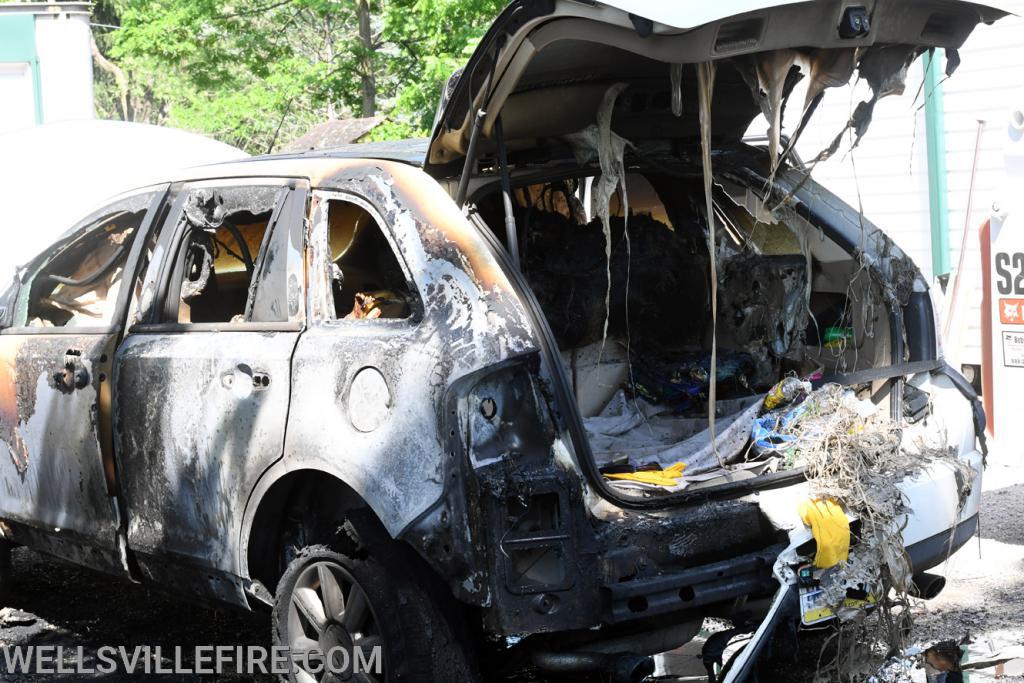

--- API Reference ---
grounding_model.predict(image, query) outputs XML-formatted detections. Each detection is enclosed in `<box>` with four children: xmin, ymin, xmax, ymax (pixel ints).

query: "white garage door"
<box><xmin>0</xmin><ymin>62</ymin><xmax>37</xmax><ymax>134</ymax></box>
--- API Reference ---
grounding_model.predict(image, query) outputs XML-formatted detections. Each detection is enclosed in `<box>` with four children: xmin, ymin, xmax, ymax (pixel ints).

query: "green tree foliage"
<box><xmin>91</xmin><ymin>0</ymin><xmax>506</xmax><ymax>153</ymax></box>
<box><xmin>380</xmin><ymin>0</ymin><xmax>505</xmax><ymax>133</ymax></box>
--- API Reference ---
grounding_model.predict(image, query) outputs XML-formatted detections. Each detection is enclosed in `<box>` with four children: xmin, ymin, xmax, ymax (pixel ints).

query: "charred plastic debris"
<box><xmin>475</xmin><ymin>45</ymin><xmax>962</xmax><ymax>492</ymax></box>
<box><xmin>460</xmin><ymin>40</ymin><xmax>983</xmax><ymax>682</ymax></box>
<box><xmin>870</xmin><ymin>638</ymin><xmax>1024</xmax><ymax>683</ymax></box>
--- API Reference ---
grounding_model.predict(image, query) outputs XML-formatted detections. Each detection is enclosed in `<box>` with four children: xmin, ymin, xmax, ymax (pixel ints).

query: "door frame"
<box><xmin>0</xmin><ymin>185</ymin><xmax>169</xmax><ymax>574</ymax></box>
<box><xmin>110</xmin><ymin>177</ymin><xmax>309</xmax><ymax>600</ymax></box>
<box><xmin>129</xmin><ymin>176</ymin><xmax>309</xmax><ymax>335</ymax></box>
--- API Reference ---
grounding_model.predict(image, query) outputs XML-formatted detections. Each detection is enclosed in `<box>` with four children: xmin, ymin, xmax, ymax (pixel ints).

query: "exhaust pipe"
<box><xmin>913</xmin><ymin>572</ymin><xmax>947</xmax><ymax>599</ymax></box>
<box><xmin>532</xmin><ymin>651</ymin><xmax>655</xmax><ymax>683</ymax></box>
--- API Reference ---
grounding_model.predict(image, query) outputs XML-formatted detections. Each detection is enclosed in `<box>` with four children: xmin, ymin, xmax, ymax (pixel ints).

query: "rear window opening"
<box><xmin>325</xmin><ymin>199</ymin><xmax>413</xmax><ymax>321</ymax></box>
<box><xmin>474</xmin><ymin>166</ymin><xmax>893</xmax><ymax>495</ymax></box>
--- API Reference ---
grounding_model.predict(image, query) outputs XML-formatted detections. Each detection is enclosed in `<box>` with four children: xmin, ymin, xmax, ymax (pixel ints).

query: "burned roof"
<box><xmin>243</xmin><ymin>138</ymin><xmax>429</xmax><ymax>167</ymax></box>
<box><xmin>279</xmin><ymin>117</ymin><xmax>386</xmax><ymax>153</ymax></box>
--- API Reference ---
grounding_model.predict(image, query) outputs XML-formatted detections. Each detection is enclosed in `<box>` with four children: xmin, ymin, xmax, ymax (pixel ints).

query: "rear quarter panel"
<box><xmin>269</xmin><ymin>163</ymin><xmax>539</xmax><ymax>538</ymax></box>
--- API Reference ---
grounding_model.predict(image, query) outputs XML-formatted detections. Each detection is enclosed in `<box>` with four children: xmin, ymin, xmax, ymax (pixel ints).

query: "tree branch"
<box><xmin>267</xmin><ymin>97</ymin><xmax>294</xmax><ymax>154</ymax></box>
<box><xmin>90</xmin><ymin>33</ymin><xmax>130</xmax><ymax>119</ymax></box>
<box><xmin>223</xmin><ymin>0</ymin><xmax>294</xmax><ymax>20</ymax></box>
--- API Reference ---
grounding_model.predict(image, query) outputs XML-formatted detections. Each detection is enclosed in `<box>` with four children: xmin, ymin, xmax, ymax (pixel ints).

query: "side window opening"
<box><xmin>174</xmin><ymin>187</ymin><xmax>282</xmax><ymax>324</ymax></box>
<box><xmin>23</xmin><ymin>193</ymin><xmax>156</xmax><ymax>328</ymax></box>
<box><xmin>326</xmin><ymin>200</ymin><xmax>412</xmax><ymax>320</ymax></box>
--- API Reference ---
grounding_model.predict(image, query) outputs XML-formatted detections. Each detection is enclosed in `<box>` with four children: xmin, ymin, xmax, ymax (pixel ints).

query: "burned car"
<box><xmin>0</xmin><ymin>1</ymin><xmax>1006</xmax><ymax>681</ymax></box>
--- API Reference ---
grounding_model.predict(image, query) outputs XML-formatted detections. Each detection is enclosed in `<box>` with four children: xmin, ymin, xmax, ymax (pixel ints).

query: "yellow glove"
<box><xmin>797</xmin><ymin>498</ymin><xmax>850</xmax><ymax>569</ymax></box>
<box><xmin>605</xmin><ymin>462</ymin><xmax>687</xmax><ymax>487</ymax></box>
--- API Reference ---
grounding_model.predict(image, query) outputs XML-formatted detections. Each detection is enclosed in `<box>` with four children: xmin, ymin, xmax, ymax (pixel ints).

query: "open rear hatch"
<box><xmin>428</xmin><ymin>0</ymin><xmax>1006</xmax><ymax>504</ymax></box>
<box><xmin>426</xmin><ymin>0</ymin><xmax>1006</xmax><ymax>176</ymax></box>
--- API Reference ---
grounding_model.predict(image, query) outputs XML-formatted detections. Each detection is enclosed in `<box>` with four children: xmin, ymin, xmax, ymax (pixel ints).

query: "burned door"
<box><xmin>0</xmin><ymin>189</ymin><xmax>166</xmax><ymax>575</ymax></box>
<box><xmin>281</xmin><ymin>190</ymin><xmax>431</xmax><ymax>534</ymax></box>
<box><xmin>113</xmin><ymin>179</ymin><xmax>307</xmax><ymax>604</ymax></box>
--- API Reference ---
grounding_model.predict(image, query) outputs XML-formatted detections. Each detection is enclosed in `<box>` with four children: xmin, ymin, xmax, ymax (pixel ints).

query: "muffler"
<box><xmin>532</xmin><ymin>651</ymin><xmax>655</xmax><ymax>683</ymax></box>
<box><xmin>912</xmin><ymin>572</ymin><xmax>947</xmax><ymax>599</ymax></box>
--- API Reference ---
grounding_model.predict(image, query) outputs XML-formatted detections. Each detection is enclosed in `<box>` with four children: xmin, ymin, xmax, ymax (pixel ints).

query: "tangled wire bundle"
<box><xmin>784</xmin><ymin>384</ymin><xmax>949</xmax><ymax>681</ymax></box>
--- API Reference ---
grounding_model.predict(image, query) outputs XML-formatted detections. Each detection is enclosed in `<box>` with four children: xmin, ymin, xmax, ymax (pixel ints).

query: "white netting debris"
<box><xmin>867</xmin><ymin>648</ymin><xmax>920</xmax><ymax>683</ymax></box>
<box><xmin>779</xmin><ymin>384</ymin><xmax>976</xmax><ymax>681</ymax></box>
<box><xmin>670</xmin><ymin>63</ymin><xmax>684</xmax><ymax>117</ymax></box>
<box><xmin>564</xmin><ymin>83</ymin><xmax>631</xmax><ymax>361</ymax></box>
<box><xmin>696</xmin><ymin>61</ymin><xmax>725</xmax><ymax>467</ymax></box>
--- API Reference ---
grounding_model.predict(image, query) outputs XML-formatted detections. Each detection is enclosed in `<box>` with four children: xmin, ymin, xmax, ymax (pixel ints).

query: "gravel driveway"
<box><xmin>908</xmin><ymin>444</ymin><xmax>1024</xmax><ymax>681</ymax></box>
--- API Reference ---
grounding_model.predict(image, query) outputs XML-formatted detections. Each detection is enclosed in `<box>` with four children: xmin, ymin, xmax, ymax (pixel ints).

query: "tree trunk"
<box><xmin>324</xmin><ymin>15</ymin><xmax>337</xmax><ymax>119</ymax></box>
<box><xmin>90</xmin><ymin>33</ymin><xmax>131</xmax><ymax>120</ymax></box>
<box><xmin>356</xmin><ymin>0</ymin><xmax>376</xmax><ymax>117</ymax></box>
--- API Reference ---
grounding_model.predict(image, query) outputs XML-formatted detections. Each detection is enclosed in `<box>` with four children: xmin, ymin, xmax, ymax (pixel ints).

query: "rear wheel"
<box><xmin>272</xmin><ymin>544</ymin><xmax>477</xmax><ymax>682</ymax></box>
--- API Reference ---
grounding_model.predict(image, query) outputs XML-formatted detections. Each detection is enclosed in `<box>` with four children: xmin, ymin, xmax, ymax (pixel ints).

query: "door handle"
<box><xmin>221</xmin><ymin>364</ymin><xmax>270</xmax><ymax>397</ymax></box>
<box><xmin>55</xmin><ymin>349</ymin><xmax>89</xmax><ymax>392</ymax></box>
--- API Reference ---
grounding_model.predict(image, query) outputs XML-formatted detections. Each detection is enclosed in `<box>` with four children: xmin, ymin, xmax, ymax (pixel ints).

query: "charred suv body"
<box><xmin>0</xmin><ymin>1</ymin><xmax>1006</xmax><ymax>681</ymax></box>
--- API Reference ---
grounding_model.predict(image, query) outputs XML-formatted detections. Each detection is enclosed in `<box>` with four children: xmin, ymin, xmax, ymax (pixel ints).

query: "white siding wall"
<box><xmin>939</xmin><ymin>2</ymin><xmax>1024</xmax><ymax>364</ymax></box>
<box><xmin>790</xmin><ymin>61</ymin><xmax>933</xmax><ymax>278</ymax></box>
<box><xmin>751</xmin><ymin>5</ymin><xmax>1024</xmax><ymax>365</ymax></box>
<box><xmin>34</xmin><ymin>10</ymin><xmax>94</xmax><ymax>124</ymax></box>
<box><xmin>0</xmin><ymin>63</ymin><xmax>37</xmax><ymax>133</ymax></box>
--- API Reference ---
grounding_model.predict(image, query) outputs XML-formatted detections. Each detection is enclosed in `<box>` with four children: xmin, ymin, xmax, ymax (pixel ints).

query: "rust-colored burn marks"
<box><xmin>390</xmin><ymin>164</ymin><xmax>512</xmax><ymax>292</ymax></box>
<box><xmin>318</xmin><ymin>162</ymin><xmax>515</xmax><ymax>295</ymax></box>
<box><xmin>274</xmin><ymin>160</ymin><xmax>540</xmax><ymax>540</ymax></box>
<box><xmin>0</xmin><ymin>338</ymin><xmax>29</xmax><ymax>476</ymax></box>
<box><xmin>314</xmin><ymin>162</ymin><xmax>533</xmax><ymax>355</ymax></box>
<box><xmin>176</xmin><ymin>156</ymin><xmax>518</xmax><ymax>300</ymax></box>
<box><xmin>0</xmin><ymin>333</ymin><xmax>115</xmax><ymax>535</ymax></box>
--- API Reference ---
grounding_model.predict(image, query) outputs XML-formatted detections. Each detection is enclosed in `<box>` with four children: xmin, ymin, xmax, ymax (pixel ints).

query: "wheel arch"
<box><xmin>240</xmin><ymin>464</ymin><xmax>384</xmax><ymax>591</ymax></box>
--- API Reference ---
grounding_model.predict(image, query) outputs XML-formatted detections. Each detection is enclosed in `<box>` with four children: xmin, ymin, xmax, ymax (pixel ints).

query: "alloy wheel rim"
<box><xmin>287</xmin><ymin>561</ymin><xmax>386</xmax><ymax>683</ymax></box>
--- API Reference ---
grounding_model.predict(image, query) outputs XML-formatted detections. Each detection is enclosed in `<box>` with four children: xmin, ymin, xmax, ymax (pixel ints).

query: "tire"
<box><xmin>0</xmin><ymin>539</ymin><xmax>11</xmax><ymax>602</ymax></box>
<box><xmin>272</xmin><ymin>544</ymin><xmax>477</xmax><ymax>683</ymax></box>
